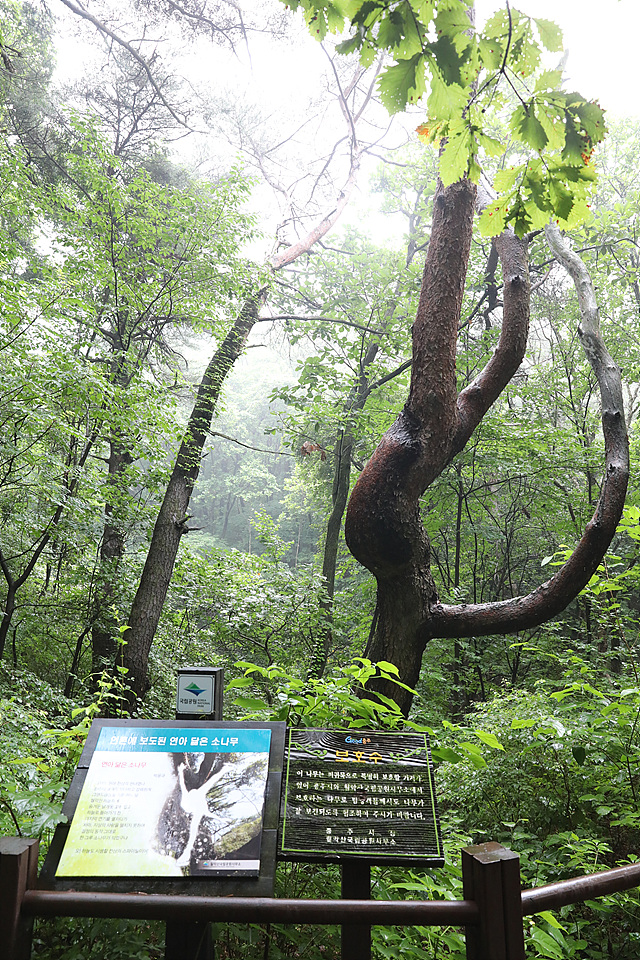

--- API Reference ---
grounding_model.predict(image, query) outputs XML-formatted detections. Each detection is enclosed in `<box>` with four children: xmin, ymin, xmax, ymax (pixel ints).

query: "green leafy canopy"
<box><xmin>283</xmin><ymin>0</ymin><xmax>606</xmax><ymax>237</ymax></box>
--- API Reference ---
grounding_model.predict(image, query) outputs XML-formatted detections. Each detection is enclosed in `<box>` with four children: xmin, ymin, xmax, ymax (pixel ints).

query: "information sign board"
<box><xmin>279</xmin><ymin>729</ymin><xmax>443</xmax><ymax>865</ymax></box>
<box><xmin>49</xmin><ymin>721</ymin><xmax>284</xmax><ymax>882</ymax></box>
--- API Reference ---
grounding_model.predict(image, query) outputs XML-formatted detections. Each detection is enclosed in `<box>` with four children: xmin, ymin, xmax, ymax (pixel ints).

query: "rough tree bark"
<box><xmin>345</xmin><ymin>179</ymin><xmax>629</xmax><ymax>715</ymax></box>
<box><xmin>122</xmin><ymin>295</ymin><xmax>262</xmax><ymax>692</ymax></box>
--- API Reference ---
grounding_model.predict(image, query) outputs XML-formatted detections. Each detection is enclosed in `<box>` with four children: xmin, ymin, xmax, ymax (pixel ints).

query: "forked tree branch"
<box><xmin>56</xmin><ymin>0</ymin><xmax>188</xmax><ymax>127</ymax></box>
<box><xmin>428</xmin><ymin>223</ymin><xmax>629</xmax><ymax>638</ymax></box>
<box><xmin>451</xmin><ymin>179</ymin><xmax>530</xmax><ymax>453</ymax></box>
<box><xmin>345</xmin><ymin>178</ymin><xmax>477</xmax><ymax>578</ymax></box>
<box><xmin>452</xmin><ymin>229</ymin><xmax>529</xmax><ymax>454</ymax></box>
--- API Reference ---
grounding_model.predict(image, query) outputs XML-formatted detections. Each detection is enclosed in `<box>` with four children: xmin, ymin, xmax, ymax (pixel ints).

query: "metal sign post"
<box><xmin>278</xmin><ymin>728</ymin><xmax>444</xmax><ymax>960</ymax></box>
<box><xmin>169</xmin><ymin>667</ymin><xmax>223</xmax><ymax>960</ymax></box>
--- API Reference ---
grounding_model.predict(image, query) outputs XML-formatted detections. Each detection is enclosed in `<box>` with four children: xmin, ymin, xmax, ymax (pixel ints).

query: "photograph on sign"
<box><xmin>280</xmin><ymin>729</ymin><xmax>443</xmax><ymax>864</ymax></box>
<box><xmin>56</xmin><ymin>725</ymin><xmax>272</xmax><ymax>878</ymax></box>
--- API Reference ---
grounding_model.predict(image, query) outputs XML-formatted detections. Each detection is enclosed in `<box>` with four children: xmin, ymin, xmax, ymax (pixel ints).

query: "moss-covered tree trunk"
<box><xmin>122</xmin><ymin>297</ymin><xmax>261</xmax><ymax>696</ymax></box>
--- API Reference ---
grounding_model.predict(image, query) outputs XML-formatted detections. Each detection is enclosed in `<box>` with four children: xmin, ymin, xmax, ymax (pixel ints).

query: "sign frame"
<box><xmin>175</xmin><ymin>666</ymin><xmax>224</xmax><ymax>720</ymax></box>
<box><xmin>39</xmin><ymin>719</ymin><xmax>286</xmax><ymax>897</ymax></box>
<box><xmin>278</xmin><ymin>728</ymin><xmax>444</xmax><ymax>867</ymax></box>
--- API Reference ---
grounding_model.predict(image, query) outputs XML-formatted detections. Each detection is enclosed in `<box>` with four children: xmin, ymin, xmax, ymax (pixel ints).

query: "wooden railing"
<box><xmin>3</xmin><ymin>837</ymin><xmax>640</xmax><ymax>960</ymax></box>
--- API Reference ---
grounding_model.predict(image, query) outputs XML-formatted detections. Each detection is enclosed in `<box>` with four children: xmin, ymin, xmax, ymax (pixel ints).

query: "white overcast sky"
<box><xmin>52</xmin><ymin>0</ymin><xmax>640</xmax><ymax>253</ymax></box>
<box><xmin>227</xmin><ymin>0</ymin><xmax>640</xmax><ymax>122</ymax></box>
<box><xmin>475</xmin><ymin>0</ymin><xmax>640</xmax><ymax>119</ymax></box>
<box><xmin>209</xmin><ymin>0</ymin><xmax>640</xmax><ymax>121</ymax></box>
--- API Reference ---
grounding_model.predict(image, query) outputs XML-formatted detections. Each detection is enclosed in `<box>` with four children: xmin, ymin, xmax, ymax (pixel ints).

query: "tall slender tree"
<box><xmin>121</xmin><ymin>58</ymin><xmax>382</xmax><ymax>698</ymax></box>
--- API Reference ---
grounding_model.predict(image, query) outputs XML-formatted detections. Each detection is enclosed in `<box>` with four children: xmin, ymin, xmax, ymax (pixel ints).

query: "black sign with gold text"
<box><xmin>279</xmin><ymin>729</ymin><xmax>443</xmax><ymax>864</ymax></box>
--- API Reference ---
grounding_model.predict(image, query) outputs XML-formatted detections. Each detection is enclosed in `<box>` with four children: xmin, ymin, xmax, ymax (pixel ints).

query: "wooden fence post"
<box><xmin>462</xmin><ymin>842</ymin><xmax>525</xmax><ymax>960</ymax></box>
<box><xmin>165</xmin><ymin>919</ymin><xmax>214</xmax><ymax>960</ymax></box>
<box><xmin>341</xmin><ymin>860</ymin><xmax>371</xmax><ymax>960</ymax></box>
<box><xmin>0</xmin><ymin>837</ymin><xmax>39</xmax><ymax>960</ymax></box>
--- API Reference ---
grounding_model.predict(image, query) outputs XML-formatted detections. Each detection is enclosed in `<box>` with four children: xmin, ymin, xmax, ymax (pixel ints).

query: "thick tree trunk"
<box><xmin>91</xmin><ymin>437</ymin><xmax>133</xmax><ymax>674</ymax></box>
<box><xmin>346</xmin><ymin>179</ymin><xmax>627</xmax><ymax>716</ymax></box>
<box><xmin>122</xmin><ymin>296</ymin><xmax>261</xmax><ymax>697</ymax></box>
<box><xmin>346</xmin><ymin>179</ymin><xmax>479</xmax><ymax>708</ymax></box>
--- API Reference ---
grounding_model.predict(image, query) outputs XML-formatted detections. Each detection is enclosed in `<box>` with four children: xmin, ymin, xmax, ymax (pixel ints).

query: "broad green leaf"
<box><xmin>549</xmin><ymin>177</ymin><xmax>574</xmax><ymax>219</ymax></box>
<box><xmin>474</xmin><ymin>730</ymin><xmax>504</xmax><ymax>750</ymax></box>
<box><xmin>537</xmin><ymin>104</ymin><xmax>566</xmax><ymax>151</ymax></box>
<box><xmin>459</xmin><ymin>742</ymin><xmax>487</xmax><ymax>768</ymax></box>
<box><xmin>483</xmin><ymin>8</ymin><xmax>509</xmax><ymax>38</ymax></box>
<box><xmin>427</xmin><ymin>74</ymin><xmax>467</xmax><ymax>120</ymax></box>
<box><xmin>477</xmin><ymin>35</ymin><xmax>503</xmax><ymax>70</ymax></box>
<box><xmin>576</xmin><ymin>99</ymin><xmax>607</xmax><ymax>142</ymax></box>
<box><xmin>334</xmin><ymin>0</ymin><xmax>362</xmax><ymax>16</ymax></box>
<box><xmin>562</xmin><ymin>116</ymin><xmax>587</xmax><ymax>164</ymax></box>
<box><xmin>523</xmin><ymin>197</ymin><xmax>552</xmax><ymax>229</ymax></box>
<box><xmin>563</xmin><ymin>197</ymin><xmax>592</xmax><ymax>229</ymax></box>
<box><xmin>535</xmin><ymin>69</ymin><xmax>563</xmax><ymax>93</ymax></box>
<box><xmin>377</xmin><ymin>54</ymin><xmax>426</xmax><ymax>113</ymax></box>
<box><xmin>534</xmin><ymin>17</ymin><xmax>563</xmax><ymax>52</ymax></box>
<box><xmin>429</xmin><ymin>35</ymin><xmax>464</xmax><ymax>85</ymax></box>
<box><xmin>336</xmin><ymin>34</ymin><xmax>362</xmax><ymax>56</ymax></box>
<box><xmin>435</xmin><ymin>6</ymin><xmax>473</xmax><ymax>36</ymax></box>
<box><xmin>511</xmin><ymin>202</ymin><xmax>534</xmax><ymax>237</ymax></box>
<box><xmin>511</xmin><ymin>103</ymin><xmax>548</xmax><ymax>151</ymax></box>
<box><xmin>439</xmin><ymin>127</ymin><xmax>472</xmax><ymax>185</ymax></box>
<box><xmin>493</xmin><ymin>166</ymin><xmax>522</xmax><ymax>192</ymax></box>
<box><xmin>376</xmin><ymin>660</ymin><xmax>400</xmax><ymax>675</ymax></box>
<box><xmin>572</xmin><ymin>745</ymin><xmax>587</xmax><ymax>765</ymax></box>
<box><xmin>351</xmin><ymin>0</ymin><xmax>381</xmax><ymax>26</ymax></box>
<box><xmin>230</xmin><ymin>696</ymin><xmax>270</xmax><ymax>711</ymax></box>
<box><xmin>478</xmin><ymin>195</ymin><xmax>509</xmax><ymax>237</ymax></box>
<box><xmin>225</xmin><ymin>676</ymin><xmax>254</xmax><ymax>689</ymax></box>
<box><xmin>529</xmin><ymin>926</ymin><xmax>565</xmax><ymax>960</ymax></box>
<box><xmin>380</xmin><ymin>5</ymin><xmax>424</xmax><ymax>58</ymax></box>
<box><xmin>377</xmin><ymin>7</ymin><xmax>405</xmax><ymax>51</ymax></box>
<box><xmin>510</xmin><ymin>18</ymin><xmax>542</xmax><ymax>75</ymax></box>
<box><xmin>431</xmin><ymin>747</ymin><xmax>463</xmax><ymax>763</ymax></box>
<box><xmin>414</xmin><ymin>0</ymin><xmax>434</xmax><ymax>22</ymax></box>
<box><xmin>476</xmin><ymin>131</ymin><xmax>504</xmax><ymax>157</ymax></box>
<box><xmin>536</xmin><ymin>911</ymin><xmax>565</xmax><ymax>930</ymax></box>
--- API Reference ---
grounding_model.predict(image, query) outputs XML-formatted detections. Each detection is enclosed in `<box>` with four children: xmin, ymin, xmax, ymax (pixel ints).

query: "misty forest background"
<box><xmin>3</xmin><ymin>0</ymin><xmax>640</xmax><ymax>957</ymax></box>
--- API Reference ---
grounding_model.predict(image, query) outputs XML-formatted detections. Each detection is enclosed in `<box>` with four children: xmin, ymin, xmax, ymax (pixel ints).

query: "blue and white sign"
<box><xmin>176</xmin><ymin>671</ymin><xmax>215</xmax><ymax>715</ymax></box>
<box><xmin>56</xmin><ymin>723</ymin><xmax>272</xmax><ymax>878</ymax></box>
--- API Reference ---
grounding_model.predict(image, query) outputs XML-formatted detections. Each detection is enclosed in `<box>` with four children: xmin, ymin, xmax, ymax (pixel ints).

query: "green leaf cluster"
<box><xmin>227</xmin><ymin>657</ymin><xmax>419</xmax><ymax>729</ymax></box>
<box><xmin>284</xmin><ymin>0</ymin><xmax>607</xmax><ymax>236</ymax></box>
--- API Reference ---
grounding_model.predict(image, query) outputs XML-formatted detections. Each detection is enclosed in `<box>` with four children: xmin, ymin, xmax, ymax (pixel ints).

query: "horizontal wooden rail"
<box><xmin>19</xmin><ymin>858</ymin><xmax>640</xmax><ymax>926</ymax></box>
<box><xmin>6</xmin><ymin>838</ymin><xmax>640</xmax><ymax>960</ymax></box>
<box><xmin>22</xmin><ymin>890</ymin><xmax>480</xmax><ymax>926</ymax></box>
<box><xmin>522</xmin><ymin>861</ymin><xmax>640</xmax><ymax>915</ymax></box>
